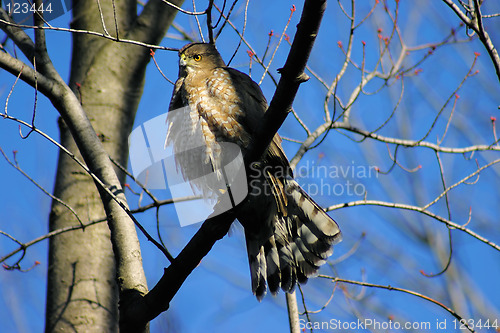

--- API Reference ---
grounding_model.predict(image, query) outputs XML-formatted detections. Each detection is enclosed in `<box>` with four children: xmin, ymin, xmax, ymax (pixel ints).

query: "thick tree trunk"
<box><xmin>45</xmin><ymin>1</ymin><xmax>183</xmax><ymax>331</ymax></box>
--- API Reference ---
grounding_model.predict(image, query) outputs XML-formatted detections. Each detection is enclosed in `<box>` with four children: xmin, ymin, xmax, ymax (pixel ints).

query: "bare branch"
<box><xmin>0</xmin><ymin>51</ymin><xmax>55</xmax><ymax>95</ymax></box>
<box><xmin>417</xmin><ymin>52</ymin><xmax>479</xmax><ymax>144</ymax></box>
<box><xmin>422</xmin><ymin>151</ymin><xmax>454</xmax><ymax>278</ymax></box>
<box><xmin>442</xmin><ymin>0</ymin><xmax>472</xmax><ymax>25</ymax></box>
<box><xmin>423</xmin><ymin>158</ymin><xmax>500</xmax><ymax>210</ymax></box>
<box><xmin>259</xmin><ymin>5</ymin><xmax>297</xmax><ymax>85</ymax></box>
<box><xmin>192</xmin><ymin>0</ymin><xmax>205</xmax><ymax>42</ymax></box>
<box><xmin>95</xmin><ymin>0</ymin><xmax>111</xmax><ymax>36</ymax></box>
<box><xmin>0</xmin><ymin>147</ymin><xmax>84</xmax><ymax>227</ymax></box>
<box><xmin>0</xmin><ymin>7</ymin><xmax>35</xmax><ymax>62</ymax></box>
<box><xmin>0</xmin><ymin>194</ymin><xmax>196</xmax><ymax>266</ymax></box>
<box><xmin>213</xmin><ymin>3</ymin><xmax>279</xmax><ymax>86</ymax></box>
<box><xmin>471</xmin><ymin>0</ymin><xmax>500</xmax><ymax>82</ymax></box>
<box><xmin>321</xmin><ymin>276</ymin><xmax>475</xmax><ymax>332</ymax></box>
<box><xmin>290</xmin><ymin>119</ymin><xmax>500</xmax><ymax>169</ymax></box>
<box><xmin>442</xmin><ymin>0</ymin><xmax>500</xmax><ymax>82</ymax></box>
<box><xmin>0</xmin><ymin>112</ymin><xmax>174</xmax><ymax>263</ymax></box>
<box><xmin>286</xmin><ymin>292</ymin><xmax>300</xmax><ymax>333</ymax></box>
<box><xmin>0</xmin><ymin>18</ymin><xmax>177</xmax><ymax>51</ymax></box>
<box><xmin>160</xmin><ymin>0</ymin><xmax>206</xmax><ymax>15</ymax></box>
<box><xmin>245</xmin><ymin>0</ymin><xmax>326</xmax><ymax>165</ymax></box>
<box><xmin>327</xmin><ymin>198</ymin><xmax>500</xmax><ymax>252</ymax></box>
<box><xmin>206</xmin><ymin>0</ymin><xmax>215</xmax><ymax>44</ymax></box>
<box><xmin>1</xmin><ymin>219</ymin><xmax>102</xmax><ymax>265</ymax></box>
<box><xmin>123</xmin><ymin>1</ymin><xmax>330</xmax><ymax>326</ymax></box>
<box><xmin>224</xmin><ymin>0</ymin><xmax>250</xmax><ymax>66</ymax></box>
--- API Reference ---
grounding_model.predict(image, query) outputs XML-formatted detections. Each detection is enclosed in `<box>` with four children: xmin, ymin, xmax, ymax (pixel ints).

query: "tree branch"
<box><xmin>0</xmin><ymin>51</ymin><xmax>55</xmax><ymax>95</ymax></box>
<box><xmin>290</xmin><ymin>120</ymin><xmax>500</xmax><ymax>167</ymax></box>
<box><xmin>286</xmin><ymin>292</ymin><xmax>300</xmax><ymax>333</ymax></box>
<box><xmin>441</xmin><ymin>0</ymin><xmax>472</xmax><ymax>25</ymax></box>
<box><xmin>442</xmin><ymin>0</ymin><xmax>500</xmax><ymax>83</ymax></box>
<box><xmin>327</xmin><ymin>199</ymin><xmax>500</xmax><ymax>252</ymax></box>
<box><xmin>245</xmin><ymin>0</ymin><xmax>326</xmax><ymax>165</ymax></box>
<box><xmin>321</xmin><ymin>276</ymin><xmax>475</xmax><ymax>332</ymax></box>
<box><xmin>1</xmin><ymin>6</ymin><xmax>150</xmax><ymax>330</ymax></box>
<box><xmin>0</xmin><ymin>17</ymin><xmax>177</xmax><ymax>51</ymax></box>
<box><xmin>0</xmin><ymin>7</ymin><xmax>35</xmax><ymax>61</ymax></box>
<box><xmin>471</xmin><ymin>0</ymin><xmax>500</xmax><ymax>83</ymax></box>
<box><xmin>130</xmin><ymin>0</ymin><xmax>185</xmax><ymax>44</ymax></box>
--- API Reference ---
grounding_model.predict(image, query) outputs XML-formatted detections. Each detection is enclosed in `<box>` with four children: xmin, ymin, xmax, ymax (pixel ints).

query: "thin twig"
<box><xmin>193</xmin><ymin>0</ymin><xmax>205</xmax><ymax>42</ymax></box>
<box><xmin>320</xmin><ymin>276</ymin><xmax>476</xmax><ymax>333</ymax></box>
<box><xmin>0</xmin><ymin>147</ymin><xmax>85</xmax><ymax>227</ymax></box>
<box><xmin>150</xmin><ymin>49</ymin><xmax>175</xmax><ymax>85</ymax></box>
<box><xmin>0</xmin><ymin>17</ymin><xmax>178</xmax><ymax>51</ymax></box>
<box><xmin>442</xmin><ymin>0</ymin><xmax>500</xmax><ymax>82</ymax></box>
<box><xmin>437</xmin><ymin>94</ymin><xmax>459</xmax><ymax>145</ymax></box>
<box><xmin>19</xmin><ymin>58</ymin><xmax>37</xmax><ymax>139</ymax></box>
<box><xmin>225</xmin><ymin>0</ymin><xmax>250</xmax><ymax>66</ymax></box>
<box><xmin>417</xmin><ymin>53</ymin><xmax>478</xmax><ymax>144</ymax></box>
<box><xmin>1</xmin><ymin>112</ymin><xmax>175</xmax><ymax>262</ymax></box>
<box><xmin>206</xmin><ymin>0</ymin><xmax>214</xmax><ymax>44</ymax></box>
<box><xmin>327</xmin><ymin>196</ymin><xmax>500</xmax><ymax>252</ymax></box>
<box><xmin>423</xmin><ymin>158</ymin><xmax>500</xmax><ymax>211</ymax></box>
<box><xmin>160</xmin><ymin>0</ymin><xmax>206</xmax><ymax>15</ymax></box>
<box><xmin>214</xmin><ymin>0</ymin><xmax>238</xmax><ymax>39</ymax></box>
<box><xmin>111</xmin><ymin>0</ymin><xmax>119</xmax><ymax>39</ymax></box>
<box><xmin>95</xmin><ymin>0</ymin><xmax>110</xmax><ymax>36</ymax></box>
<box><xmin>0</xmin><ymin>194</ymin><xmax>198</xmax><ymax>265</ymax></box>
<box><xmin>3</xmin><ymin>64</ymin><xmax>23</xmax><ymax>117</ymax></box>
<box><xmin>421</xmin><ymin>151</ymin><xmax>453</xmax><ymax>278</ymax></box>
<box><xmin>259</xmin><ymin>5</ymin><xmax>296</xmax><ymax>85</ymax></box>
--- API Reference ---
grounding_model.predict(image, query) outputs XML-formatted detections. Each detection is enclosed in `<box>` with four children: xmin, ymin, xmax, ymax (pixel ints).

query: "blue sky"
<box><xmin>1</xmin><ymin>1</ymin><xmax>500</xmax><ymax>332</ymax></box>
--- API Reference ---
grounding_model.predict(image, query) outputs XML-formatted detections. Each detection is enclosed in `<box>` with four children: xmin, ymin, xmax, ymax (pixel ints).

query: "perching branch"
<box><xmin>246</xmin><ymin>0</ymin><xmax>326</xmax><ymax>165</ymax></box>
<box><xmin>127</xmin><ymin>0</ymin><xmax>329</xmax><ymax>327</ymax></box>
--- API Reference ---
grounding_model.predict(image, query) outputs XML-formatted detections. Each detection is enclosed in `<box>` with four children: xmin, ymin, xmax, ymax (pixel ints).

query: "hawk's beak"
<box><xmin>179</xmin><ymin>54</ymin><xmax>187</xmax><ymax>67</ymax></box>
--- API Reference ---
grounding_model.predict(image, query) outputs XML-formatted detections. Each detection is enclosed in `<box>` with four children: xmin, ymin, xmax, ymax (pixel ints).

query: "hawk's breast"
<box><xmin>166</xmin><ymin>68</ymin><xmax>251</xmax><ymax>196</ymax></box>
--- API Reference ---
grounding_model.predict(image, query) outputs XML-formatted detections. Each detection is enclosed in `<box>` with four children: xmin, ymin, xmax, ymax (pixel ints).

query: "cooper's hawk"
<box><xmin>166</xmin><ymin>42</ymin><xmax>341</xmax><ymax>300</ymax></box>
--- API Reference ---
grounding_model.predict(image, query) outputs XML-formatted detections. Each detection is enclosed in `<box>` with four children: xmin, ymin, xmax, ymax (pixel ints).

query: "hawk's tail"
<box><xmin>245</xmin><ymin>177</ymin><xmax>342</xmax><ymax>300</ymax></box>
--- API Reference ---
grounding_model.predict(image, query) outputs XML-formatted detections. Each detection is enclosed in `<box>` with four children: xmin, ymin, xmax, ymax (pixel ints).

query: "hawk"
<box><xmin>166</xmin><ymin>42</ymin><xmax>341</xmax><ymax>300</ymax></box>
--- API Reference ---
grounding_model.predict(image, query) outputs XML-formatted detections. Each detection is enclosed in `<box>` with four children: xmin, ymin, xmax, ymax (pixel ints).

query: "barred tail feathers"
<box><xmin>243</xmin><ymin>178</ymin><xmax>342</xmax><ymax>300</ymax></box>
<box><xmin>285</xmin><ymin>177</ymin><xmax>342</xmax><ymax>282</ymax></box>
<box><xmin>245</xmin><ymin>233</ymin><xmax>281</xmax><ymax>301</ymax></box>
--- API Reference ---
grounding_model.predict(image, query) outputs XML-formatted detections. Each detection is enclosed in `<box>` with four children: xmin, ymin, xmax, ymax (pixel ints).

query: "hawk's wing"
<box><xmin>223</xmin><ymin>68</ymin><xmax>292</xmax><ymax>174</ymax></box>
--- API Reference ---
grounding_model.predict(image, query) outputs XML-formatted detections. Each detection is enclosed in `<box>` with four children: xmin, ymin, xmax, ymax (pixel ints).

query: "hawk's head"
<box><xmin>178</xmin><ymin>43</ymin><xmax>226</xmax><ymax>74</ymax></box>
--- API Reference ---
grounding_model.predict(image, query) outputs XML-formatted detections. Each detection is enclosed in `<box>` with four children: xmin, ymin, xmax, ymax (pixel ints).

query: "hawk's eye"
<box><xmin>193</xmin><ymin>54</ymin><xmax>202</xmax><ymax>62</ymax></box>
